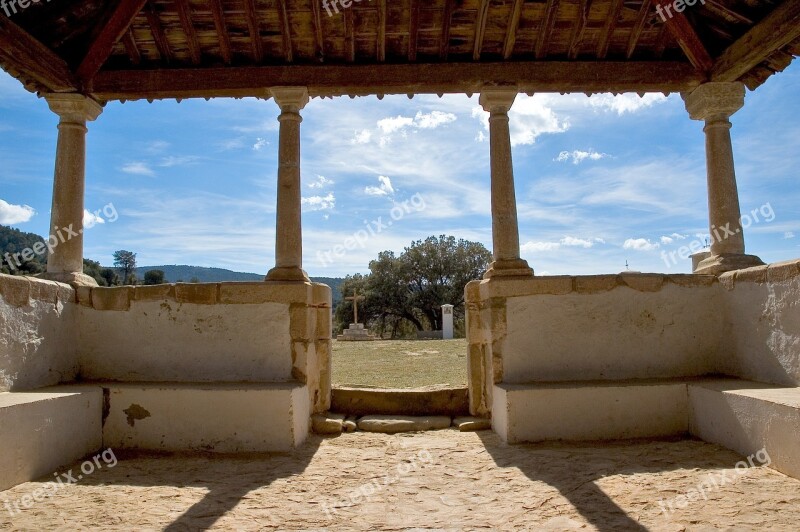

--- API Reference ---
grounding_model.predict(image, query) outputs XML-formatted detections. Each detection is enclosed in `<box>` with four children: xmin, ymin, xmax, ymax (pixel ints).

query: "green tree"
<box><xmin>100</xmin><ymin>268</ymin><xmax>120</xmax><ymax>287</ymax></box>
<box><xmin>144</xmin><ymin>269</ymin><xmax>166</xmax><ymax>285</ymax></box>
<box><xmin>83</xmin><ymin>259</ymin><xmax>108</xmax><ymax>286</ymax></box>
<box><xmin>112</xmin><ymin>250</ymin><xmax>137</xmax><ymax>285</ymax></box>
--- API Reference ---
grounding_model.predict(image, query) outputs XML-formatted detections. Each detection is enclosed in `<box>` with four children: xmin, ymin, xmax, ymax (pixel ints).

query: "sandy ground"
<box><xmin>1</xmin><ymin>431</ymin><xmax>799</xmax><ymax>531</ymax></box>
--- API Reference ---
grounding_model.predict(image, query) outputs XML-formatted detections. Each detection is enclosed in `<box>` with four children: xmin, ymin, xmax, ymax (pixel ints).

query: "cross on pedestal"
<box><xmin>345</xmin><ymin>290</ymin><xmax>365</xmax><ymax>324</ymax></box>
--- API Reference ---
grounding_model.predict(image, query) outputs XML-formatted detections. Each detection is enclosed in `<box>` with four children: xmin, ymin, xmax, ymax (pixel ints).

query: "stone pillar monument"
<box><xmin>266</xmin><ymin>87</ymin><xmax>311</xmax><ymax>282</ymax></box>
<box><xmin>41</xmin><ymin>94</ymin><xmax>103</xmax><ymax>287</ymax></box>
<box><xmin>442</xmin><ymin>304</ymin><xmax>454</xmax><ymax>340</ymax></box>
<box><xmin>683</xmin><ymin>82</ymin><xmax>764</xmax><ymax>275</ymax></box>
<box><xmin>479</xmin><ymin>88</ymin><xmax>534</xmax><ymax>279</ymax></box>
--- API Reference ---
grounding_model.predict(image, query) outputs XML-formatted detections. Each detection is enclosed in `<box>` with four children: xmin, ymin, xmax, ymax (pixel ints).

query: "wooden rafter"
<box><xmin>408</xmin><ymin>0</ymin><xmax>420</xmax><ymax>61</ymax></box>
<box><xmin>76</xmin><ymin>0</ymin><xmax>148</xmax><ymax>81</ymax></box>
<box><xmin>209</xmin><ymin>0</ymin><xmax>232</xmax><ymax>64</ymax></box>
<box><xmin>712</xmin><ymin>0</ymin><xmax>800</xmax><ymax>82</ymax></box>
<box><xmin>653</xmin><ymin>0</ymin><xmax>712</xmax><ymax>71</ymax></box>
<box><xmin>440</xmin><ymin>0</ymin><xmax>455</xmax><ymax>60</ymax></box>
<box><xmin>243</xmin><ymin>0</ymin><xmax>264</xmax><ymax>63</ymax></box>
<box><xmin>568</xmin><ymin>0</ymin><xmax>591</xmax><ymax>59</ymax></box>
<box><xmin>345</xmin><ymin>5</ymin><xmax>355</xmax><ymax>62</ymax></box>
<box><xmin>704</xmin><ymin>0</ymin><xmax>753</xmax><ymax>25</ymax></box>
<box><xmin>145</xmin><ymin>2</ymin><xmax>173</xmax><ymax>63</ymax></box>
<box><xmin>627</xmin><ymin>0</ymin><xmax>652</xmax><ymax>58</ymax></box>
<box><xmin>121</xmin><ymin>29</ymin><xmax>141</xmax><ymax>65</ymax></box>
<box><xmin>597</xmin><ymin>0</ymin><xmax>624</xmax><ymax>58</ymax></box>
<box><xmin>536</xmin><ymin>0</ymin><xmax>561</xmax><ymax>59</ymax></box>
<box><xmin>175</xmin><ymin>0</ymin><xmax>201</xmax><ymax>65</ymax></box>
<box><xmin>473</xmin><ymin>0</ymin><xmax>490</xmax><ymax>60</ymax></box>
<box><xmin>0</xmin><ymin>16</ymin><xmax>77</xmax><ymax>92</ymax></box>
<box><xmin>310</xmin><ymin>0</ymin><xmax>325</xmax><ymax>61</ymax></box>
<box><xmin>503</xmin><ymin>0</ymin><xmax>524</xmax><ymax>59</ymax></box>
<box><xmin>377</xmin><ymin>0</ymin><xmax>387</xmax><ymax>62</ymax></box>
<box><xmin>277</xmin><ymin>0</ymin><xmax>293</xmax><ymax>62</ymax></box>
<box><xmin>91</xmin><ymin>61</ymin><xmax>705</xmax><ymax>101</ymax></box>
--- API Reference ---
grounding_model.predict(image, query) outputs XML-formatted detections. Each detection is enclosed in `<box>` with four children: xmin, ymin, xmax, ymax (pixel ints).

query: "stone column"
<box><xmin>266</xmin><ymin>87</ymin><xmax>311</xmax><ymax>282</ymax></box>
<box><xmin>41</xmin><ymin>94</ymin><xmax>103</xmax><ymax>287</ymax></box>
<box><xmin>479</xmin><ymin>88</ymin><xmax>533</xmax><ymax>279</ymax></box>
<box><xmin>683</xmin><ymin>82</ymin><xmax>764</xmax><ymax>275</ymax></box>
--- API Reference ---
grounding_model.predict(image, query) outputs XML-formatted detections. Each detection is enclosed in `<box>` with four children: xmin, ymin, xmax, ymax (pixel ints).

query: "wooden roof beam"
<box><xmin>597</xmin><ymin>0</ymin><xmax>624</xmax><ymax>58</ymax></box>
<box><xmin>175</xmin><ymin>0</ymin><xmax>201</xmax><ymax>65</ymax></box>
<box><xmin>121</xmin><ymin>29</ymin><xmax>142</xmax><ymax>65</ymax></box>
<box><xmin>378</xmin><ymin>0</ymin><xmax>387</xmax><ymax>62</ymax></box>
<box><xmin>145</xmin><ymin>2</ymin><xmax>173</xmax><ymax>63</ymax></box>
<box><xmin>440</xmin><ymin>0</ymin><xmax>455</xmax><ymax>60</ymax></box>
<box><xmin>310</xmin><ymin>0</ymin><xmax>324</xmax><ymax>61</ymax></box>
<box><xmin>76</xmin><ymin>0</ymin><xmax>148</xmax><ymax>82</ymax></box>
<box><xmin>408</xmin><ymin>0</ymin><xmax>420</xmax><ymax>61</ymax></box>
<box><xmin>627</xmin><ymin>0</ymin><xmax>652</xmax><ymax>58</ymax></box>
<box><xmin>568</xmin><ymin>0</ymin><xmax>591</xmax><ymax>59</ymax></box>
<box><xmin>209</xmin><ymin>0</ymin><xmax>232</xmax><ymax>64</ymax></box>
<box><xmin>473</xmin><ymin>0</ymin><xmax>490</xmax><ymax>60</ymax></box>
<box><xmin>277</xmin><ymin>0</ymin><xmax>293</xmax><ymax>62</ymax></box>
<box><xmin>712</xmin><ymin>0</ymin><xmax>800</xmax><ymax>82</ymax></box>
<box><xmin>91</xmin><ymin>61</ymin><xmax>706</xmax><ymax>101</ymax></box>
<box><xmin>243</xmin><ymin>0</ymin><xmax>264</xmax><ymax>63</ymax></box>
<box><xmin>653</xmin><ymin>0</ymin><xmax>712</xmax><ymax>72</ymax></box>
<box><xmin>503</xmin><ymin>0</ymin><xmax>524</xmax><ymax>59</ymax></box>
<box><xmin>345</xmin><ymin>6</ymin><xmax>355</xmax><ymax>62</ymax></box>
<box><xmin>536</xmin><ymin>0</ymin><xmax>561</xmax><ymax>59</ymax></box>
<box><xmin>0</xmin><ymin>16</ymin><xmax>77</xmax><ymax>92</ymax></box>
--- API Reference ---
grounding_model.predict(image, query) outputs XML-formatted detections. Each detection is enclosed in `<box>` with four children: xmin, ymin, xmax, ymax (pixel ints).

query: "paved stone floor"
<box><xmin>1</xmin><ymin>430</ymin><xmax>799</xmax><ymax>531</ymax></box>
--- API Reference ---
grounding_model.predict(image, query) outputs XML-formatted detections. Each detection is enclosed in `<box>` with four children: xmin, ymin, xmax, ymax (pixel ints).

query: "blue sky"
<box><xmin>0</xmin><ymin>64</ymin><xmax>798</xmax><ymax>278</ymax></box>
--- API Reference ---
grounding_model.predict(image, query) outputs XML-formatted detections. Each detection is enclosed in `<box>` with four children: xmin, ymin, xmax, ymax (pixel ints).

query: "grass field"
<box><xmin>331</xmin><ymin>338</ymin><xmax>468</xmax><ymax>389</ymax></box>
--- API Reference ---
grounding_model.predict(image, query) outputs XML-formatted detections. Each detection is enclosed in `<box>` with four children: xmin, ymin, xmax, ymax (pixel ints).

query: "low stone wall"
<box><xmin>0</xmin><ymin>275</ymin><xmax>78</xmax><ymax>392</ymax></box>
<box><xmin>76</xmin><ymin>281</ymin><xmax>332</xmax><ymax>414</ymax></box>
<box><xmin>718</xmin><ymin>260</ymin><xmax>800</xmax><ymax>387</ymax></box>
<box><xmin>466</xmin><ymin>274</ymin><xmax>723</xmax><ymax>416</ymax></box>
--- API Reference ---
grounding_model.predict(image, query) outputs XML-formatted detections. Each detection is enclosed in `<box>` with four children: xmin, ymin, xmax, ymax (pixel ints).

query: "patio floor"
<box><xmin>1</xmin><ymin>430</ymin><xmax>799</xmax><ymax>531</ymax></box>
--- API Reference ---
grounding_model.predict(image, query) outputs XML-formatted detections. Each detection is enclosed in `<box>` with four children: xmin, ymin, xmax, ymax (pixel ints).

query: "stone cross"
<box><xmin>346</xmin><ymin>290</ymin><xmax>365</xmax><ymax>324</ymax></box>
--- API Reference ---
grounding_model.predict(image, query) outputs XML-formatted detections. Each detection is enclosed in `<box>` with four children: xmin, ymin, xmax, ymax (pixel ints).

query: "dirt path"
<box><xmin>1</xmin><ymin>431</ymin><xmax>798</xmax><ymax>531</ymax></box>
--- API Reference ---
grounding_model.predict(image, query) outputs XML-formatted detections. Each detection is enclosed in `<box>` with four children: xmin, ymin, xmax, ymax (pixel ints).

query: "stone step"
<box><xmin>100</xmin><ymin>382</ymin><xmax>309</xmax><ymax>452</ymax></box>
<box><xmin>331</xmin><ymin>386</ymin><xmax>469</xmax><ymax>417</ymax></box>
<box><xmin>311</xmin><ymin>414</ymin><xmax>491</xmax><ymax>435</ymax></box>
<box><xmin>0</xmin><ymin>386</ymin><xmax>103</xmax><ymax>491</ymax></box>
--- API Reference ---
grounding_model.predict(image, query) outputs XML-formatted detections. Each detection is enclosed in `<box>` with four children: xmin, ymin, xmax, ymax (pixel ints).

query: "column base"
<box><xmin>38</xmin><ymin>271</ymin><xmax>98</xmax><ymax>287</ymax></box>
<box><xmin>265</xmin><ymin>266</ymin><xmax>310</xmax><ymax>283</ymax></box>
<box><xmin>694</xmin><ymin>253</ymin><xmax>765</xmax><ymax>275</ymax></box>
<box><xmin>483</xmin><ymin>259</ymin><xmax>534</xmax><ymax>280</ymax></box>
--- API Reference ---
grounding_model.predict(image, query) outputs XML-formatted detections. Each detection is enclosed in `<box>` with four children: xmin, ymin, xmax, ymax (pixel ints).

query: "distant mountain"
<box><xmin>136</xmin><ymin>265</ymin><xmax>345</xmax><ymax>304</ymax></box>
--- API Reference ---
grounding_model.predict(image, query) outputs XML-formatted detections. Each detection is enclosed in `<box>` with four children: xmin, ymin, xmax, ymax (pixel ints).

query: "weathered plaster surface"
<box><xmin>0</xmin><ymin>275</ymin><xmax>77</xmax><ymax>392</ymax></box>
<box><xmin>719</xmin><ymin>260</ymin><xmax>800</xmax><ymax>386</ymax></box>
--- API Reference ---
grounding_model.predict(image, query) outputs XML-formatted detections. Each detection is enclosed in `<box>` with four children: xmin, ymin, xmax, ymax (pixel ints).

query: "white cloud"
<box><xmin>784</xmin><ymin>232</ymin><xmax>795</xmax><ymax>239</ymax></box>
<box><xmin>146</xmin><ymin>140</ymin><xmax>170</xmax><ymax>153</ymax></box>
<box><xmin>414</xmin><ymin>111</ymin><xmax>457</xmax><ymax>129</ymax></box>
<box><xmin>588</xmin><ymin>93</ymin><xmax>668</xmax><ymax>115</ymax></box>
<box><xmin>365</xmin><ymin>175</ymin><xmax>395</xmax><ymax>196</ymax></box>
<box><xmin>378</xmin><ymin>116</ymin><xmax>414</xmax><ymax>135</ymax></box>
<box><xmin>474</xmin><ymin>94</ymin><xmax>570</xmax><ymax>146</ymax></box>
<box><xmin>555</xmin><ymin>149</ymin><xmax>609</xmax><ymax>164</ymax></box>
<box><xmin>302</xmin><ymin>192</ymin><xmax>335</xmax><ymax>211</ymax></box>
<box><xmin>83</xmin><ymin>209</ymin><xmax>105</xmax><ymax>229</ymax></box>
<box><xmin>352</xmin><ymin>129</ymin><xmax>372</xmax><ymax>144</ymax></box>
<box><xmin>308</xmin><ymin>175</ymin><xmax>334</xmax><ymax>189</ymax></box>
<box><xmin>159</xmin><ymin>155</ymin><xmax>200</xmax><ymax>168</ymax></box>
<box><xmin>0</xmin><ymin>199</ymin><xmax>35</xmax><ymax>224</ymax></box>
<box><xmin>623</xmin><ymin>238</ymin><xmax>660</xmax><ymax>251</ymax></box>
<box><xmin>253</xmin><ymin>138</ymin><xmax>268</xmax><ymax>151</ymax></box>
<box><xmin>521</xmin><ymin>236</ymin><xmax>602</xmax><ymax>253</ymax></box>
<box><xmin>121</xmin><ymin>162</ymin><xmax>155</xmax><ymax>176</ymax></box>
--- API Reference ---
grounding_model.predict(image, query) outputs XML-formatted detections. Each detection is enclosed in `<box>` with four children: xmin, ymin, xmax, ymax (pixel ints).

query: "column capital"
<box><xmin>44</xmin><ymin>93</ymin><xmax>103</xmax><ymax>123</ymax></box>
<box><xmin>270</xmin><ymin>86</ymin><xmax>309</xmax><ymax>113</ymax></box>
<box><xmin>682</xmin><ymin>82</ymin><xmax>745</xmax><ymax>122</ymax></box>
<box><xmin>479</xmin><ymin>88</ymin><xmax>518</xmax><ymax>114</ymax></box>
